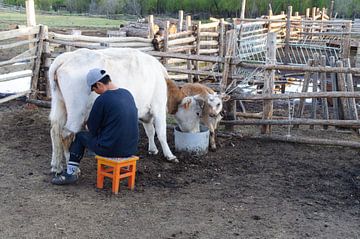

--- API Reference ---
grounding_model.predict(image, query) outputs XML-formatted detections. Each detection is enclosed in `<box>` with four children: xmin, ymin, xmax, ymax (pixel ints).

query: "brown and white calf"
<box><xmin>166</xmin><ymin>79</ymin><xmax>229</xmax><ymax>150</ymax></box>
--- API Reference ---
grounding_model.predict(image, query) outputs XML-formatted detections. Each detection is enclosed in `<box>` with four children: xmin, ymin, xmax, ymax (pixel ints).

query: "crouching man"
<box><xmin>52</xmin><ymin>68</ymin><xmax>139</xmax><ymax>185</ymax></box>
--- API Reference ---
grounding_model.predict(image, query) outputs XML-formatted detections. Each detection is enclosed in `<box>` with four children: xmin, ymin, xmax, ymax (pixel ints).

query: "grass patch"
<box><xmin>0</xmin><ymin>11</ymin><xmax>129</xmax><ymax>30</ymax></box>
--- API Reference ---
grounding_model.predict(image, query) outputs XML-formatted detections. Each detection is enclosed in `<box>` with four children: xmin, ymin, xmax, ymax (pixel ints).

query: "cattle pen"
<box><xmin>1</xmin><ymin>1</ymin><xmax>360</xmax><ymax>150</ymax></box>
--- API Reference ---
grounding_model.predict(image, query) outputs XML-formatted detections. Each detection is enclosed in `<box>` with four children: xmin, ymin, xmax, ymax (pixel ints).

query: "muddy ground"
<box><xmin>0</xmin><ymin>100</ymin><xmax>359</xmax><ymax>238</ymax></box>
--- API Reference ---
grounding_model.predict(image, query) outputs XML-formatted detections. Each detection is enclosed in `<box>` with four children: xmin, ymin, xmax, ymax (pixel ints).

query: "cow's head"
<box><xmin>175</xmin><ymin>95</ymin><xmax>205</xmax><ymax>133</ymax></box>
<box><xmin>206</xmin><ymin>93</ymin><xmax>230</xmax><ymax>117</ymax></box>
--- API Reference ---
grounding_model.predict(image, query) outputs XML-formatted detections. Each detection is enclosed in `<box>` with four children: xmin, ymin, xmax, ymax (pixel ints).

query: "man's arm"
<box><xmin>87</xmin><ymin>99</ymin><xmax>104</xmax><ymax>136</ymax></box>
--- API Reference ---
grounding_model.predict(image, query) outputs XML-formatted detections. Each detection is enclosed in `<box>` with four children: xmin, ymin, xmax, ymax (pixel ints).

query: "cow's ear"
<box><xmin>221</xmin><ymin>93</ymin><xmax>230</xmax><ymax>102</ymax></box>
<box><xmin>194</xmin><ymin>95</ymin><xmax>205</xmax><ymax>109</ymax></box>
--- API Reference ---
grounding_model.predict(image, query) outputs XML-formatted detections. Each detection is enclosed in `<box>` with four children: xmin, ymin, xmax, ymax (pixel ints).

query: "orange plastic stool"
<box><xmin>95</xmin><ymin>155</ymin><xmax>139</xmax><ymax>194</ymax></box>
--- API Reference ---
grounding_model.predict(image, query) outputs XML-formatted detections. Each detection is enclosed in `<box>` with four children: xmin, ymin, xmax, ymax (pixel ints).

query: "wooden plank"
<box><xmin>166</xmin><ymin>67</ymin><xmax>222</xmax><ymax>77</ymax></box>
<box><xmin>0</xmin><ymin>90</ymin><xmax>30</xmax><ymax>104</ymax></box>
<box><xmin>0</xmin><ymin>56</ymin><xmax>37</xmax><ymax>67</ymax></box>
<box><xmin>0</xmin><ymin>71</ymin><xmax>32</xmax><ymax>82</ymax></box>
<box><xmin>199</xmin><ymin>21</ymin><xmax>219</xmax><ymax>29</ymax></box>
<box><xmin>199</xmin><ymin>32</ymin><xmax>219</xmax><ymax>37</ymax></box>
<box><xmin>231</xmin><ymin>91</ymin><xmax>360</xmax><ymax>100</ymax></box>
<box><xmin>10</xmin><ymin>48</ymin><xmax>37</xmax><ymax>61</ymax></box>
<box><xmin>243</xmin><ymin>134</ymin><xmax>360</xmax><ymax>149</ymax></box>
<box><xmin>108</xmin><ymin>42</ymin><xmax>153</xmax><ymax>47</ymax></box>
<box><xmin>0</xmin><ymin>26</ymin><xmax>39</xmax><ymax>41</ymax></box>
<box><xmin>198</xmin><ymin>49</ymin><xmax>219</xmax><ymax>54</ymax></box>
<box><xmin>222</xmin><ymin>118</ymin><xmax>360</xmax><ymax>127</ymax></box>
<box><xmin>236</xmin><ymin>62</ymin><xmax>360</xmax><ymax>74</ymax></box>
<box><xmin>0</xmin><ymin>38</ymin><xmax>38</xmax><ymax>50</ymax></box>
<box><xmin>0</xmin><ymin>63</ymin><xmax>32</xmax><ymax>74</ymax></box>
<box><xmin>199</xmin><ymin>40</ymin><xmax>219</xmax><ymax>46</ymax></box>
<box><xmin>167</xmin><ymin>45</ymin><xmax>195</xmax><ymax>53</ymax></box>
<box><xmin>168</xmin><ymin>36</ymin><xmax>196</xmax><ymax>46</ymax></box>
<box><xmin>168</xmin><ymin>30</ymin><xmax>193</xmax><ymax>39</ymax></box>
<box><xmin>48</xmin><ymin>39</ymin><xmax>104</xmax><ymax>49</ymax></box>
<box><xmin>49</xmin><ymin>32</ymin><xmax>152</xmax><ymax>43</ymax></box>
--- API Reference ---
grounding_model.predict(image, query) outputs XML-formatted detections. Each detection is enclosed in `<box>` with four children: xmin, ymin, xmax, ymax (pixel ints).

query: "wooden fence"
<box><xmin>0</xmin><ymin>25</ymin><xmax>44</xmax><ymax>104</ymax></box>
<box><xmin>2</xmin><ymin>6</ymin><xmax>360</xmax><ymax>149</ymax></box>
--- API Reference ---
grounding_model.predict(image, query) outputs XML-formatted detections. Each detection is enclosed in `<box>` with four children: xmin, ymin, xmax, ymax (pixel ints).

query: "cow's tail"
<box><xmin>48</xmin><ymin>56</ymin><xmax>67</xmax><ymax>173</ymax></box>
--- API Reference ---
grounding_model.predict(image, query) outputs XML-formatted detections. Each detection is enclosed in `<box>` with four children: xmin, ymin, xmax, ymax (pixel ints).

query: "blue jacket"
<box><xmin>87</xmin><ymin>88</ymin><xmax>139</xmax><ymax>157</ymax></box>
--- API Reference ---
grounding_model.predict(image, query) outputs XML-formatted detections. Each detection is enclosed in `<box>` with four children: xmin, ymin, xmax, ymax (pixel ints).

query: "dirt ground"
<box><xmin>0</xmin><ymin>100</ymin><xmax>359</xmax><ymax>239</ymax></box>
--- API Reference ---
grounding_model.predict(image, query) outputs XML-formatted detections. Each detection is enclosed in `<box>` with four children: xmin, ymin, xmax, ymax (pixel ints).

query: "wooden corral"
<box><xmin>2</xmin><ymin>4</ymin><xmax>360</xmax><ymax>149</ymax></box>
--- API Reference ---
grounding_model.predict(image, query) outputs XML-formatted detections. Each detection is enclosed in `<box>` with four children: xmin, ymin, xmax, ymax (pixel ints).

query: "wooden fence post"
<box><xmin>341</xmin><ymin>22</ymin><xmax>351</xmax><ymax>59</ymax></box>
<box><xmin>320</xmin><ymin>55</ymin><xmax>329</xmax><ymax>129</ymax></box>
<box><xmin>344</xmin><ymin>58</ymin><xmax>358</xmax><ymax>122</ymax></box>
<box><xmin>222</xmin><ymin>30</ymin><xmax>237</xmax><ymax>131</ymax></box>
<box><xmin>240</xmin><ymin>0</ymin><xmax>246</xmax><ymax>19</ymax></box>
<box><xmin>310</xmin><ymin>53</ymin><xmax>320</xmax><ymax>129</ymax></box>
<box><xmin>30</xmin><ymin>25</ymin><xmax>45</xmax><ymax>99</ymax></box>
<box><xmin>195</xmin><ymin>21</ymin><xmax>201</xmax><ymax>82</ymax></box>
<box><xmin>284</xmin><ymin>5</ymin><xmax>292</xmax><ymax>65</ymax></box>
<box><xmin>305</xmin><ymin>8</ymin><xmax>310</xmax><ymax>19</ymax></box>
<box><xmin>336</xmin><ymin>60</ymin><xmax>351</xmax><ymax>120</ymax></box>
<box><xmin>261</xmin><ymin>32</ymin><xmax>276</xmax><ymax>134</ymax></box>
<box><xmin>329</xmin><ymin>56</ymin><xmax>340</xmax><ymax>120</ymax></box>
<box><xmin>178</xmin><ymin>10</ymin><xmax>183</xmax><ymax>32</ymax></box>
<box><xmin>294</xmin><ymin>59</ymin><xmax>313</xmax><ymax>129</ymax></box>
<box><xmin>42</xmin><ymin>25</ymin><xmax>52</xmax><ymax>99</ymax></box>
<box><xmin>163</xmin><ymin>21</ymin><xmax>170</xmax><ymax>65</ymax></box>
<box><xmin>330</xmin><ymin>0</ymin><xmax>334</xmax><ymax>19</ymax></box>
<box><xmin>148</xmin><ymin>15</ymin><xmax>154</xmax><ymax>39</ymax></box>
<box><xmin>26</xmin><ymin>0</ymin><xmax>36</xmax><ymax>49</ymax></box>
<box><xmin>186</xmin><ymin>15</ymin><xmax>193</xmax><ymax>83</ymax></box>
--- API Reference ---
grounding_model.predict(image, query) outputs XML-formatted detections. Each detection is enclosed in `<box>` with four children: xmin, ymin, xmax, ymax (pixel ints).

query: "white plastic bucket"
<box><xmin>174</xmin><ymin>125</ymin><xmax>209</xmax><ymax>156</ymax></box>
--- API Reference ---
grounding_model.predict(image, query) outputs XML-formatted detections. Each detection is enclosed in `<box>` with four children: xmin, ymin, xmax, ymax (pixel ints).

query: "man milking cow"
<box><xmin>52</xmin><ymin>68</ymin><xmax>139</xmax><ymax>185</ymax></box>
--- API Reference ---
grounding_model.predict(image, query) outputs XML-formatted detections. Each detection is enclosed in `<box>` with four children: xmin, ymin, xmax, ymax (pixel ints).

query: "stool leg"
<box><xmin>112</xmin><ymin>164</ymin><xmax>121</xmax><ymax>194</ymax></box>
<box><xmin>128</xmin><ymin>161</ymin><xmax>136</xmax><ymax>190</ymax></box>
<box><xmin>97</xmin><ymin>162</ymin><xmax>104</xmax><ymax>189</ymax></box>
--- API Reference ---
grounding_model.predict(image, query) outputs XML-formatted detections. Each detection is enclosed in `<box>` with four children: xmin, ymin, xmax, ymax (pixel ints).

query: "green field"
<box><xmin>0</xmin><ymin>11</ymin><xmax>130</xmax><ymax>30</ymax></box>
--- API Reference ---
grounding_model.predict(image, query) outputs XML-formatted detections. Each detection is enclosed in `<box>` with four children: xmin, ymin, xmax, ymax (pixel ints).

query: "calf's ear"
<box><xmin>180</xmin><ymin>98</ymin><xmax>192</xmax><ymax>110</ymax></box>
<box><xmin>221</xmin><ymin>93</ymin><xmax>231</xmax><ymax>102</ymax></box>
<box><xmin>194</xmin><ymin>95</ymin><xmax>205</xmax><ymax>109</ymax></box>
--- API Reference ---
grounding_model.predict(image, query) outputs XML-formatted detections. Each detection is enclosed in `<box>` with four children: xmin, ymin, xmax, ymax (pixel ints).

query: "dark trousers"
<box><xmin>69</xmin><ymin>131</ymin><xmax>95</xmax><ymax>164</ymax></box>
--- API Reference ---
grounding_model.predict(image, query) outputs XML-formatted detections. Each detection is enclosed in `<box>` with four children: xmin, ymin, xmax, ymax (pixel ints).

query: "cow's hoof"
<box><xmin>148</xmin><ymin>150</ymin><xmax>159</xmax><ymax>155</ymax></box>
<box><xmin>209</xmin><ymin>147</ymin><xmax>217</xmax><ymax>152</ymax></box>
<box><xmin>167</xmin><ymin>156</ymin><xmax>179</xmax><ymax>163</ymax></box>
<box><xmin>49</xmin><ymin>170</ymin><xmax>63</xmax><ymax>177</ymax></box>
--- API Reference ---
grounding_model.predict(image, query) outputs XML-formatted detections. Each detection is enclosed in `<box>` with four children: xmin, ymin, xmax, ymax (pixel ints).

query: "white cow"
<box><xmin>49</xmin><ymin>48</ymin><xmax>177</xmax><ymax>174</ymax></box>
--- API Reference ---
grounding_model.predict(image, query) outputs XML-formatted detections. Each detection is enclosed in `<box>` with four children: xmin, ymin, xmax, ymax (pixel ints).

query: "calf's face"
<box><xmin>175</xmin><ymin>95</ymin><xmax>205</xmax><ymax>133</ymax></box>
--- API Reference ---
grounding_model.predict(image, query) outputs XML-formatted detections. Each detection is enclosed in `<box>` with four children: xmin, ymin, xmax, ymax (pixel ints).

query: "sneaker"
<box><xmin>51</xmin><ymin>172</ymin><xmax>79</xmax><ymax>185</ymax></box>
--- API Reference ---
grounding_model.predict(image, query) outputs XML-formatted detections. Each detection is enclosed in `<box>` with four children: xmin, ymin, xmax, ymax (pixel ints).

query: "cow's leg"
<box><xmin>142</xmin><ymin>121</ymin><xmax>159</xmax><ymax>155</ymax></box>
<box><xmin>50</xmin><ymin>122</ymin><xmax>64</xmax><ymax>174</ymax></box>
<box><xmin>208</xmin><ymin>115</ymin><xmax>222</xmax><ymax>151</ymax></box>
<box><xmin>62</xmin><ymin>131</ymin><xmax>75</xmax><ymax>165</ymax></box>
<box><xmin>153</xmin><ymin>113</ymin><xmax>178</xmax><ymax>162</ymax></box>
<box><xmin>209</xmin><ymin>124</ymin><xmax>217</xmax><ymax>151</ymax></box>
